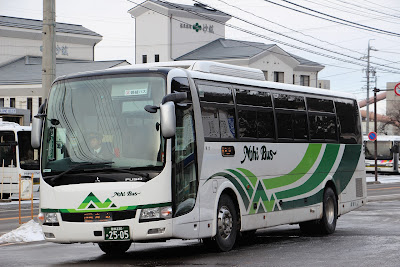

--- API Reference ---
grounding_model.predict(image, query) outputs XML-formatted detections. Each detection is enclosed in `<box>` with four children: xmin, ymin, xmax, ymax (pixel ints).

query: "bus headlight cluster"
<box><xmin>140</xmin><ymin>206</ymin><xmax>172</xmax><ymax>221</ymax></box>
<box><xmin>38</xmin><ymin>212</ymin><xmax>59</xmax><ymax>225</ymax></box>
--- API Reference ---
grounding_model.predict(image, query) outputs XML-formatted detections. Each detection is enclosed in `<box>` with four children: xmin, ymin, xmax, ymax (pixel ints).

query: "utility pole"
<box><xmin>42</xmin><ymin>0</ymin><xmax>56</xmax><ymax>99</ymax></box>
<box><xmin>365</xmin><ymin>40</ymin><xmax>377</xmax><ymax>134</ymax></box>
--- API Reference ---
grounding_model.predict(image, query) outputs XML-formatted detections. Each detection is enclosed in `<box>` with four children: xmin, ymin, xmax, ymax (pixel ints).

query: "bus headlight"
<box><xmin>140</xmin><ymin>206</ymin><xmax>172</xmax><ymax>222</ymax></box>
<box><xmin>38</xmin><ymin>212</ymin><xmax>59</xmax><ymax>225</ymax></box>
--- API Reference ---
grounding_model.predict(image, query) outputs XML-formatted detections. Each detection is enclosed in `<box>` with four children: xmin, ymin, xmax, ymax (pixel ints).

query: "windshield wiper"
<box><xmin>83</xmin><ymin>167</ymin><xmax>150</xmax><ymax>181</ymax></box>
<box><xmin>45</xmin><ymin>161</ymin><xmax>114</xmax><ymax>183</ymax></box>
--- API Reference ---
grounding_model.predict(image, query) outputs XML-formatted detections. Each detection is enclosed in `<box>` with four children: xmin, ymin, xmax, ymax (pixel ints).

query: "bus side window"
<box><xmin>335</xmin><ymin>99</ymin><xmax>361</xmax><ymax>144</ymax></box>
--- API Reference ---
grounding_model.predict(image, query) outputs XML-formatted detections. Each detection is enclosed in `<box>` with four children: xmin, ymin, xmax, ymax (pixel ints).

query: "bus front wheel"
<box><xmin>209</xmin><ymin>194</ymin><xmax>238</xmax><ymax>252</ymax></box>
<box><xmin>98</xmin><ymin>241</ymin><xmax>132</xmax><ymax>255</ymax></box>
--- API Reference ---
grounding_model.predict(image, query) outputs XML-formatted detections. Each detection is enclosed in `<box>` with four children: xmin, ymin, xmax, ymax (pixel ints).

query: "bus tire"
<box><xmin>320</xmin><ymin>187</ymin><xmax>337</xmax><ymax>234</ymax></box>
<box><xmin>215</xmin><ymin>194</ymin><xmax>238</xmax><ymax>252</ymax></box>
<box><xmin>299</xmin><ymin>187</ymin><xmax>337</xmax><ymax>235</ymax></box>
<box><xmin>98</xmin><ymin>241</ymin><xmax>132</xmax><ymax>255</ymax></box>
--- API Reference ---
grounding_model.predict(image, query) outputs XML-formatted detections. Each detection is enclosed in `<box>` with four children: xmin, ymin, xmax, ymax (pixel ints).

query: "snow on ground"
<box><xmin>0</xmin><ymin>220</ymin><xmax>44</xmax><ymax>244</ymax></box>
<box><xmin>366</xmin><ymin>174</ymin><xmax>400</xmax><ymax>184</ymax></box>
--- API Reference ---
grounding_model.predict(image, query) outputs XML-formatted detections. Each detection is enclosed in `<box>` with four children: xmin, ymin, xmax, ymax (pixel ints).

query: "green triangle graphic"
<box><xmin>88</xmin><ymin>203</ymin><xmax>96</xmax><ymax>209</ymax></box>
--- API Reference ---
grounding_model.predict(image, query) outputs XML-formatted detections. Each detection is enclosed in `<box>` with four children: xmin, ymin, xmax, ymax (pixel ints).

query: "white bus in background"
<box><xmin>364</xmin><ymin>135</ymin><xmax>400</xmax><ymax>173</ymax></box>
<box><xmin>32</xmin><ymin>61</ymin><xmax>366</xmax><ymax>255</ymax></box>
<box><xmin>0</xmin><ymin>122</ymin><xmax>40</xmax><ymax>199</ymax></box>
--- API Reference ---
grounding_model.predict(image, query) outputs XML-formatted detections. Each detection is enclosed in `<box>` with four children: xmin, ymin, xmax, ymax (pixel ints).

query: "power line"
<box><xmin>211</xmin><ymin>0</ymin><xmax>400</xmax><ymax>67</ymax></box>
<box><xmin>263</xmin><ymin>0</ymin><xmax>400</xmax><ymax>37</ymax></box>
<box><xmin>329</xmin><ymin>0</ymin><xmax>400</xmax><ymax>20</ymax></box>
<box><xmin>191</xmin><ymin>0</ymin><xmax>400</xmax><ymax>73</ymax></box>
<box><xmin>281</xmin><ymin>0</ymin><xmax>400</xmax><ymax>36</ymax></box>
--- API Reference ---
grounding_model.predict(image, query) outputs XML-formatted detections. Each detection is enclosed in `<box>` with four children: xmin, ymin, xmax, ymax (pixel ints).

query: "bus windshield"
<box><xmin>365</xmin><ymin>140</ymin><xmax>393</xmax><ymax>160</ymax></box>
<box><xmin>41</xmin><ymin>74</ymin><xmax>166</xmax><ymax>179</ymax></box>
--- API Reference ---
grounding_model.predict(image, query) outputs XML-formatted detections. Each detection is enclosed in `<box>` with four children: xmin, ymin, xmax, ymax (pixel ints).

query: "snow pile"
<box><xmin>0</xmin><ymin>220</ymin><xmax>44</xmax><ymax>244</ymax></box>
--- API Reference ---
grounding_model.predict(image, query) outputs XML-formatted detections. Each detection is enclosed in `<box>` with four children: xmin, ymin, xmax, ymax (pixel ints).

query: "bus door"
<box><xmin>171</xmin><ymin>79</ymin><xmax>199</xmax><ymax>238</ymax></box>
<box><xmin>0</xmin><ymin>131</ymin><xmax>18</xmax><ymax>197</ymax></box>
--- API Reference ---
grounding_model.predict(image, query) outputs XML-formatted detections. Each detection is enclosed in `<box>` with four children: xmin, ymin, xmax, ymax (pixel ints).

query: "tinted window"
<box><xmin>273</xmin><ymin>93</ymin><xmax>305</xmax><ymax>110</ymax></box>
<box><xmin>293</xmin><ymin>113</ymin><xmax>308</xmax><ymax>140</ymax></box>
<box><xmin>307</xmin><ymin>98</ymin><xmax>335</xmax><ymax>113</ymax></box>
<box><xmin>276</xmin><ymin>113</ymin><xmax>293</xmax><ymax>139</ymax></box>
<box><xmin>238</xmin><ymin>109</ymin><xmax>275</xmax><ymax>139</ymax></box>
<box><xmin>335</xmin><ymin>99</ymin><xmax>361</xmax><ymax>144</ymax></box>
<box><xmin>257</xmin><ymin>110</ymin><xmax>275</xmax><ymax>139</ymax></box>
<box><xmin>197</xmin><ymin>83</ymin><xmax>233</xmax><ymax>104</ymax></box>
<box><xmin>238</xmin><ymin>109</ymin><xmax>257</xmax><ymax>138</ymax></box>
<box><xmin>236</xmin><ymin>89</ymin><xmax>272</xmax><ymax>107</ymax></box>
<box><xmin>309</xmin><ymin>114</ymin><xmax>337</xmax><ymax>141</ymax></box>
<box><xmin>202</xmin><ymin>106</ymin><xmax>235</xmax><ymax>139</ymax></box>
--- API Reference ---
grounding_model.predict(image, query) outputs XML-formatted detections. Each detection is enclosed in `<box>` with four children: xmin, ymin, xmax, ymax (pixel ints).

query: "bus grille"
<box><xmin>61</xmin><ymin>210</ymin><xmax>136</xmax><ymax>222</ymax></box>
<box><xmin>355</xmin><ymin>178</ymin><xmax>363</xmax><ymax>198</ymax></box>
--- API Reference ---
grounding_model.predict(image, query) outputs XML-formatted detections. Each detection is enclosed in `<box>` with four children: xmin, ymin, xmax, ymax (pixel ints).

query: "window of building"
<box><xmin>27</xmin><ymin>97</ymin><xmax>32</xmax><ymax>122</ymax></box>
<box><xmin>0</xmin><ymin>98</ymin><xmax>4</xmax><ymax>107</ymax></box>
<box><xmin>274</xmin><ymin>72</ymin><xmax>284</xmax><ymax>83</ymax></box>
<box><xmin>142</xmin><ymin>55</ymin><xmax>147</xmax><ymax>63</ymax></box>
<box><xmin>10</xmin><ymin>98</ymin><xmax>15</xmax><ymax>108</ymax></box>
<box><xmin>300</xmin><ymin>75</ymin><xmax>310</xmax><ymax>86</ymax></box>
<box><xmin>155</xmin><ymin>54</ymin><xmax>159</xmax><ymax>62</ymax></box>
<box><xmin>38</xmin><ymin>97</ymin><xmax>42</xmax><ymax>108</ymax></box>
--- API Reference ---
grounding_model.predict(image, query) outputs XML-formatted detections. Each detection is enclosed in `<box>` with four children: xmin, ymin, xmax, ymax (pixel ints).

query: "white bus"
<box><xmin>0</xmin><ymin>122</ymin><xmax>40</xmax><ymax>199</ymax></box>
<box><xmin>364</xmin><ymin>135</ymin><xmax>400</xmax><ymax>173</ymax></box>
<box><xmin>32</xmin><ymin>61</ymin><xmax>366</xmax><ymax>254</ymax></box>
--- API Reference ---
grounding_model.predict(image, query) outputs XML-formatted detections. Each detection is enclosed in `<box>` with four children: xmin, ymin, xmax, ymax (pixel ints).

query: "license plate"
<box><xmin>104</xmin><ymin>226</ymin><xmax>130</xmax><ymax>241</ymax></box>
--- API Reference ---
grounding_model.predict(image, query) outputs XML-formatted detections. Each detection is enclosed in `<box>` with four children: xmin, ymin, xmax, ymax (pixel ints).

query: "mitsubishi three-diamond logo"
<box><xmin>78</xmin><ymin>192</ymin><xmax>117</xmax><ymax>210</ymax></box>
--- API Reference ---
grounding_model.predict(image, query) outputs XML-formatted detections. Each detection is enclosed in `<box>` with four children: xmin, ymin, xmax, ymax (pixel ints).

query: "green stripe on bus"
<box><xmin>227</xmin><ymin>169</ymin><xmax>254</xmax><ymax>197</ymax></box>
<box><xmin>276</xmin><ymin>144</ymin><xmax>340</xmax><ymax>199</ymax></box>
<box><xmin>263</xmin><ymin>143</ymin><xmax>322</xmax><ymax>190</ymax></box>
<box><xmin>209</xmin><ymin>172</ymin><xmax>250</xmax><ymax>208</ymax></box>
<box><xmin>333</xmin><ymin>144</ymin><xmax>362</xmax><ymax>194</ymax></box>
<box><xmin>237</xmin><ymin>168</ymin><xmax>258</xmax><ymax>188</ymax></box>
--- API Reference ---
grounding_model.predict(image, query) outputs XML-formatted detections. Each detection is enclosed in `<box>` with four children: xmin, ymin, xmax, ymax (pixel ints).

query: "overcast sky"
<box><xmin>1</xmin><ymin>0</ymin><xmax>400</xmax><ymax>101</ymax></box>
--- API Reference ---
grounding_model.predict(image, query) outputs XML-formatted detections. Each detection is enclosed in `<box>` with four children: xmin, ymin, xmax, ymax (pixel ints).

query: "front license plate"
<box><xmin>104</xmin><ymin>226</ymin><xmax>130</xmax><ymax>241</ymax></box>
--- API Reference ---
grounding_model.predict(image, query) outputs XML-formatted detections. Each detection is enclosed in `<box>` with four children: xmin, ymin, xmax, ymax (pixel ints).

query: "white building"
<box><xmin>129</xmin><ymin>0</ymin><xmax>326</xmax><ymax>88</ymax></box>
<box><xmin>0</xmin><ymin>16</ymin><xmax>129</xmax><ymax>125</ymax></box>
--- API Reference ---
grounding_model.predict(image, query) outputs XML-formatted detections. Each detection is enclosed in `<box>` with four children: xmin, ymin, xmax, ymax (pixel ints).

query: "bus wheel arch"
<box><xmin>299</xmin><ymin>182</ymin><xmax>338</xmax><ymax>235</ymax></box>
<box><xmin>204</xmin><ymin>188</ymin><xmax>240</xmax><ymax>252</ymax></box>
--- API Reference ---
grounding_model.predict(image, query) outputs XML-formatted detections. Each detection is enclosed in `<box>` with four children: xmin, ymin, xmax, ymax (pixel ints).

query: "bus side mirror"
<box><xmin>31</xmin><ymin>116</ymin><xmax>43</xmax><ymax>149</ymax></box>
<box><xmin>160</xmin><ymin>101</ymin><xmax>176</xmax><ymax>139</ymax></box>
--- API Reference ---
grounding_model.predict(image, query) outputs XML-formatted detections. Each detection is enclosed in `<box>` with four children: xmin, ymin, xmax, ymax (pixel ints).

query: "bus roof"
<box><xmin>0</xmin><ymin>122</ymin><xmax>31</xmax><ymax>131</ymax></box>
<box><xmin>54</xmin><ymin>61</ymin><xmax>357</xmax><ymax>101</ymax></box>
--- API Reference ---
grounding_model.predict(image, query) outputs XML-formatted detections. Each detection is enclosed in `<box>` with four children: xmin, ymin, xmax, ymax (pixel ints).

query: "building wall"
<box><xmin>0</xmin><ymin>31</ymin><xmax>98</xmax><ymax>65</ymax></box>
<box><xmin>293</xmin><ymin>71</ymin><xmax>318</xmax><ymax>88</ymax></box>
<box><xmin>135</xmin><ymin>11</ymin><xmax>170</xmax><ymax>63</ymax></box>
<box><xmin>249</xmin><ymin>53</ymin><xmax>294</xmax><ymax>84</ymax></box>
<box><xmin>170</xmin><ymin>16</ymin><xmax>224</xmax><ymax>60</ymax></box>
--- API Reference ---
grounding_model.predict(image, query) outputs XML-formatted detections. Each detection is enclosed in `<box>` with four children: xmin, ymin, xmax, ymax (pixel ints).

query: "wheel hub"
<box><xmin>218</xmin><ymin>206</ymin><xmax>233</xmax><ymax>239</ymax></box>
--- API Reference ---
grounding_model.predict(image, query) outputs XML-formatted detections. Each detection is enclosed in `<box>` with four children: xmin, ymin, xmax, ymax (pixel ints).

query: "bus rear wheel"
<box><xmin>300</xmin><ymin>187</ymin><xmax>337</xmax><ymax>235</ymax></box>
<box><xmin>205</xmin><ymin>194</ymin><xmax>238</xmax><ymax>252</ymax></box>
<box><xmin>98</xmin><ymin>241</ymin><xmax>132</xmax><ymax>255</ymax></box>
